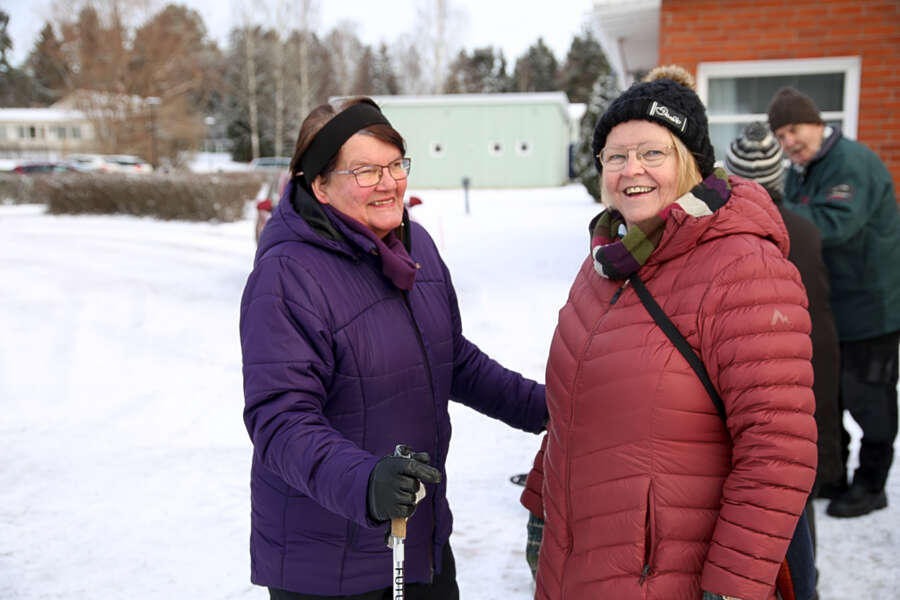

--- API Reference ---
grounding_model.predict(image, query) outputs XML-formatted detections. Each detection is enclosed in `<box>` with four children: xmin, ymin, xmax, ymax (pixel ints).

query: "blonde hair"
<box><xmin>671</xmin><ymin>132</ymin><xmax>703</xmax><ymax>196</ymax></box>
<box><xmin>599</xmin><ymin>131</ymin><xmax>702</xmax><ymax>209</ymax></box>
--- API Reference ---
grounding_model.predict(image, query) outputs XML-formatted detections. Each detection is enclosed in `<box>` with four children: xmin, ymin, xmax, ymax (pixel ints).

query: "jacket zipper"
<box><xmin>561</xmin><ymin>278</ymin><xmax>630</xmax><ymax>595</ymax></box>
<box><xmin>639</xmin><ymin>482</ymin><xmax>657</xmax><ymax>586</ymax></box>
<box><xmin>610</xmin><ymin>280</ymin><xmax>629</xmax><ymax>305</ymax></box>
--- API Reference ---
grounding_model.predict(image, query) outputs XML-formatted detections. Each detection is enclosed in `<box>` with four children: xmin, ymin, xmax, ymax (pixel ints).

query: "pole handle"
<box><xmin>391</xmin><ymin>518</ymin><xmax>407</xmax><ymax>539</ymax></box>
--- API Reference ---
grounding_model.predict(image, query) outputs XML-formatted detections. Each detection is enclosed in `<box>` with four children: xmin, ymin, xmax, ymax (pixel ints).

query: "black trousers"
<box><xmin>838</xmin><ymin>330</ymin><xmax>900</xmax><ymax>491</ymax></box>
<box><xmin>268</xmin><ymin>542</ymin><xmax>459</xmax><ymax>600</ymax></box>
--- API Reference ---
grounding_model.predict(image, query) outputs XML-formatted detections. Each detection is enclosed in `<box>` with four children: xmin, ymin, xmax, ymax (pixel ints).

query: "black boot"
<box><xmin>826</xmin><ymin>482</ymin><xmax>887</xmax><ymax>518</ymax></box>
<box><xmin>815</xmin><ymin>479</ymin><xmax>848</xmax><ymax>500</ymax></box>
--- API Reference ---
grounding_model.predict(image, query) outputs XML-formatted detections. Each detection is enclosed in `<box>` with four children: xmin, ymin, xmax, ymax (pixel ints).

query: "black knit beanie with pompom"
<box><xmin>592</xmin><ymin>78</ymin><xmax>716</xmax><ymax>178</ymax></box>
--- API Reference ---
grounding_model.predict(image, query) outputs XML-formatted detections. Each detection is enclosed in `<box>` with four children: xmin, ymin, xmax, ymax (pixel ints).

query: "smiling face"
<box><xmin>311</xmin><ymin>132</ymin><xmax>406</xmax><ymax>239</ymax></box>
<box><xmin>773</xmin><ymin>122</ymin><xmax>825</xmax><ymax>166</ymax></box>
<box><xmin>601</xmin><ymin>120</ymin><xmax>679</xmax><ymax>230</ymax></box>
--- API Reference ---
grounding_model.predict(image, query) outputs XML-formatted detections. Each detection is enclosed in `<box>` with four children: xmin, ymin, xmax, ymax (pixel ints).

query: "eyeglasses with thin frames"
<box><xmin>331</xmin><ymin>158</ymin><xmax>412</xmax><ymax>187</ymax></box>
<box><xmin>597</xmin><ymin>143</ymin><xmax>673</xmax><ymax>171</ymax></box>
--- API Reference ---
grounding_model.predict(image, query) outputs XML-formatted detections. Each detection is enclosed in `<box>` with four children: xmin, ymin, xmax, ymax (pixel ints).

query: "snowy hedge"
<box><xmin>32</xmin><ymin>172</ymin><xmax>264</xmax><ymax>222</ymax></box>
<box><xmin>0</xmin><ymin>174</ymin><xmax>46</xmax><ymax>205</ymax></box>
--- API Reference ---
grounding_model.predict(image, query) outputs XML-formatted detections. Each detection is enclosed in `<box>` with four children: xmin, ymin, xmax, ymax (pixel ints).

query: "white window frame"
<box><xmin>696</xmin><ymin>56</ymin><xmax>861</xmax><ymax>139</ymax></box>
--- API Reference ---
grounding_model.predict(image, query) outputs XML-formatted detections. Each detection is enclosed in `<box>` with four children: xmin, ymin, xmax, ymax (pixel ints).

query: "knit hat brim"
<box><xmin>767</xmin><ymin>87</ymin><xmax>823</xmax><ymax>132</ymax></box>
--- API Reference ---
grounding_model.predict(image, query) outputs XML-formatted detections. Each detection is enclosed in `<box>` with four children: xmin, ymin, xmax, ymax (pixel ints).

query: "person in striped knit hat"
<box><xmin>724</xmin><ymin>121</ymin><xmax>786</xmax><ymax>201</ymax></box>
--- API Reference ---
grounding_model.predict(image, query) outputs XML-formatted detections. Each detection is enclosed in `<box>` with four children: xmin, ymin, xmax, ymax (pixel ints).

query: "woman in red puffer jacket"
<box><xmin>522</xmin><ymin>72</ymin><xmax>817</xmax><ymax>600</ymax></box>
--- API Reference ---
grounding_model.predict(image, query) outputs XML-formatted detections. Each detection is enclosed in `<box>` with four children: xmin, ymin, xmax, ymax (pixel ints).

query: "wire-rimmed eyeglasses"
<box><xmin>331</xmin><ymin>158</ymin><xmax>412</xmax><ymax>187</ymax></box>
<box><xmin>597</xmin><ymin>143</ymin><xmax>673</xmax><ymax>171</ymax></box>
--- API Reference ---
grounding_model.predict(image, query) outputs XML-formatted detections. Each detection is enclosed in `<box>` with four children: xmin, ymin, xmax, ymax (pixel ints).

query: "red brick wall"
<box><xmin>659</xmin><ymin>0</ymin><xmax>900</xmax><ymax>197</ymax></box>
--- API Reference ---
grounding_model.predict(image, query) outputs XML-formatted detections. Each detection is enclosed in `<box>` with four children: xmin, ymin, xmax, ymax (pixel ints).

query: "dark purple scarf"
<box><xmin>322</xmin><ymin>204</ymin><xmax>418</xmax><ymax>290</ymax></box>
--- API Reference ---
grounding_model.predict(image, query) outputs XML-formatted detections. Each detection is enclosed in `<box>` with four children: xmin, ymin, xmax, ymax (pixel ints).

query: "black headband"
<box><xmin>300</xmin><ymin>102</ymin><xmax>391</xmax><ymax>186</ymax></box>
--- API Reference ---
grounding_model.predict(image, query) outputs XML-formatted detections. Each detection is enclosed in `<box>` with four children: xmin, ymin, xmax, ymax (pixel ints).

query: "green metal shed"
<box><xmin>367</xmin><ymin>92</ymin><xmax>575</xmax><ymax>189</ymax></box>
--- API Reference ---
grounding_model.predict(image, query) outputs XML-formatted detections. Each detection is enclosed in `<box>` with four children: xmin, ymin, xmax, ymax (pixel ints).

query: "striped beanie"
<box><xmin>724</xmin><ymin>121</ymin><xmax>785</xmax><ymax>195</ymax></box>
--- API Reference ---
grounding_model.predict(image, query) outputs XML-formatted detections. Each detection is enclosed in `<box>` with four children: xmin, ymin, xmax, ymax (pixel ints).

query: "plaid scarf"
<box><xmin>591</xmin><ymin>168</ymin><xmax>732</xmax><ymax>279</ymax></box>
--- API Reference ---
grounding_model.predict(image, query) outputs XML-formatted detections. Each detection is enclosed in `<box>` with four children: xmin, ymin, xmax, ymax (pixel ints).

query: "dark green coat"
<box><xmin>784</xmin><ymin>128</ymin><xmax>900</xmax><ymax>342</ymax></box>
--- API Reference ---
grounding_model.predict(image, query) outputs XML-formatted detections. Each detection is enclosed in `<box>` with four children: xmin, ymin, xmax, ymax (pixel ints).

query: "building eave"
<box><xmin>591</xmin><ymin>0</ymin><xmax>661</xmax><ymax>89</ymax></box>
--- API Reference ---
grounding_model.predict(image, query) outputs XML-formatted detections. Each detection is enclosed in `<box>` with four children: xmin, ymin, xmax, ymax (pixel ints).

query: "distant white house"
<box><xmin>0</xmin><ymin>105</ymin><xmax>96</xmax><ymax>159</ymax></box>
<box><xmin>0</xmin><ymin>91</ymin><xmax>157</xmax><ymax>160</ymax></box>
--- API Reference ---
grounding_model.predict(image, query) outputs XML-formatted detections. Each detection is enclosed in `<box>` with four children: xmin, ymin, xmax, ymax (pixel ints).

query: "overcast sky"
<box><xmin>3</xmin><ymin>0</ymin><xmax>597</xmax><ymax>67</ymax></box>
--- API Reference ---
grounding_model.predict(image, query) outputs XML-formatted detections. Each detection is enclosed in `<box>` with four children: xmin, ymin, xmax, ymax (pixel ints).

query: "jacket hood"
<box><xmin>649</xmin><ymin>173</ymin><xmax>790</xmax><ymax>268</ymax></box>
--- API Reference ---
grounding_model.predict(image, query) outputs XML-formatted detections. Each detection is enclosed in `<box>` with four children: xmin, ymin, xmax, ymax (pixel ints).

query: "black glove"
<box><xmin>366</xmin><ymin>450</ymin><xmax>441</xmax><ymax>522</ymax></box>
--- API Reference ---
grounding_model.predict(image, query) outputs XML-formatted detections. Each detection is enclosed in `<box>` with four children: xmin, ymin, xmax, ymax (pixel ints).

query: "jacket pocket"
<box><xmin>639</xmin><ymin>481</ymin><xmax>657</xmax><ymax>585</ymax></box>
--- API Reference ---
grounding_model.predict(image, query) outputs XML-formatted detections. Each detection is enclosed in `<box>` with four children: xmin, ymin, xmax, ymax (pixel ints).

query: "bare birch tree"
<box><xmin>243</xmin><ymin>24</ymin><xmax>260</xmax><ymax>160</ymax></box>
<box><xmin>411</xmin><ymin>0</ymin><xmax>465</xmax><ymax>94</ymax></box>
<box><xmin>296</xmin><ymin>0</ymin><xmax>317</xmax><ymax>121</ymax></box>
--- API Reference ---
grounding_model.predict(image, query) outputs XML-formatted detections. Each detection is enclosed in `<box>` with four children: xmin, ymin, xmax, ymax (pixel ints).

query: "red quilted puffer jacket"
<box><xmin>522</xmin><ymin>176</ymin><xmax>817</xmax><ymax>600</ymax></box>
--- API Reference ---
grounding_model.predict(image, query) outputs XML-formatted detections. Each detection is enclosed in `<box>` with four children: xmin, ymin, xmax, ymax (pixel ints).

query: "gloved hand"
<box><xmin>366</xmin><ymin>450</ymin><xmax>441</xmax><ymax>523</ymax></box>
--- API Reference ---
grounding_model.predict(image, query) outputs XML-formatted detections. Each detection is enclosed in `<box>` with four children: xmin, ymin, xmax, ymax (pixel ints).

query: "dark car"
<box><xmin>12</xmin><ymin>161</ymin><xmax>78</xmax><ymax>174</ymax></box>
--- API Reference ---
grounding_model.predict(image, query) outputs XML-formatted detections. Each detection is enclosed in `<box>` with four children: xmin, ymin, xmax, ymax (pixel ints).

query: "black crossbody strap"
<box><xmin>628</xmin><ymin>273</ymin><xmax>728</xmax><ymax>423</ymax></box>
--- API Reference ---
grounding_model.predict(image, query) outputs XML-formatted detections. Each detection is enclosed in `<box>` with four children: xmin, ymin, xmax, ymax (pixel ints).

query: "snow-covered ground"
<box><xmin>1</xmin><ymin>186</ymin><xmax>898</xmax><ymax>599</ymax></box>
<box><xmin>184</xmin><ymin>151</ymin><xmax>252</xmax><ymax>173</ymax></box>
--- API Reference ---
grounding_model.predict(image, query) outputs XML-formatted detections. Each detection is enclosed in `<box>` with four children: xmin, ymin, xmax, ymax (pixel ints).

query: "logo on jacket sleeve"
<box><xmin>771</xmin><ymin>309</ymin><xmax>791</xmax><ymax>327</ymax></box>
<box><xmin>648</xmin><ymin>101</ymin><xmax>688</xmax><ymax>132</ymax></box>
<box><xmin>826</xmin><ymin>184</ymin><xmax>854</xmax><ymax>202</ymax></box>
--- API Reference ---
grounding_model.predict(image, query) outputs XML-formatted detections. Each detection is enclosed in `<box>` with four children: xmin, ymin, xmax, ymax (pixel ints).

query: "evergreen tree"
<box><xmin>558</xmin><ymin>28</ymin><xmax>610</xmax><ymax>104</ymax></box>
<box><xmin>351</xmin><ymin>46</ymin><xmax>376</xmax><ymax>95</ymax></box>
<box><xmin>575</xmin><ymin>74</ymin><xmax>621</xmax><ymax>202</ymax></box>
<box><xmin>511</xmin><ymin>38</ymin><xmax>558</xmax><ymax>92</ymax></box>
<box><xmin>0</xmin><ymin>11</ymin><xmax>40</xmax><ymax>107</ymax></box>
<box><xmin>25</xmin><ymin>24</ymin><xmax>71</xmax><ymax>105</ymax></box>
<box><xmin>371</xmin><ymin>43</ymin><xmax>400</xmax><ymax>95</ymax></box>
<box><xmin>0</xmin><ymin>9</ymin><xmax>11</xmax><ymax>67</ymax></box>
<box><xmin>444</xmin><ymin>46</ymin><xmax>510</xmax><ymax>93</ymax></box>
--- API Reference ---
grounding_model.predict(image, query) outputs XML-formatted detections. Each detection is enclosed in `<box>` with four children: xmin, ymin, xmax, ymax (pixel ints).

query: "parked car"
<box><xmin>12</xmin><ymin>161</ymin><xmax>78</xmax><ymax>174</ymax></box>
<box><xmin>105</xmin><ymin>154</ymin><xmax>153</xmax><ymax>174</ymax></box>
<box><xmin>250</xmin><ymin>156</ymin><xmax>291</xmax><ymax>171</ymax></box>
<box><xmin>254</xmin><ymin>169</ymin><xmax>291</xmax><ymax>241</ymax></box>
<box><xmin>66</xmin><ymin>153</ymin><xmax>121</xmax><ymax>173</ymax></box>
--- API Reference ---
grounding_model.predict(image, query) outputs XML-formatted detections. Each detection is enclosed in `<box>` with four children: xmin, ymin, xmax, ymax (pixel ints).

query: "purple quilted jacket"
<box><xmin>240</xmin><ymin>182</ymin><xmax>547</xmax><ymax>595</ymax></box>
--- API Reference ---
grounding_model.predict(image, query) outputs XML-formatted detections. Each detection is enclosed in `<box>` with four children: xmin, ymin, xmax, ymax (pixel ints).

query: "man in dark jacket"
<box><xmin>768</xmin><ymin>87</ymin><xmax>900</xmax><ymax>518</ymax></box>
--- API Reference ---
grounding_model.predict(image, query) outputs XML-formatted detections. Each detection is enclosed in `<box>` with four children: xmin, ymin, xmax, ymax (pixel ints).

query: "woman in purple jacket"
<box><xmin>240</xmin><ymin>97</ymin><xmax>547</xmax><ymax>600</ymax></box>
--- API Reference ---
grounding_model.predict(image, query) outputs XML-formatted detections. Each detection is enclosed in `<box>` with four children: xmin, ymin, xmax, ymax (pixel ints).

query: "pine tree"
<box><xmin>511</xmin><ymin>38</ymin><xmax>558</xmax><ymax>92</ymax></box>
<box><xmin>575</xmin><ymin>74</ymin><xmax>621</xmax><ymax>202</ymax></box>
<box><xmin>0</xmin><ymin>10</ymin><xmax>43</xmax><ymax>107</ymax></box>
<box><xmin>558</xmin><ymin>28</ymin><xmax>610</xmax><ymax>104</ymax></box>
<box><xmin>371</xmin><ymin>43</ymin><xmax>400</xmax><ymax>95</ymax></box>
<box><xmin>0</xmin><ymin>9</ymin><xmax>11</xmax><ymax>68</ymax></box>
<box><xmin>25</xmin><ymin>24</ymin><xmax>71</xmax><ymax>105</ymax></box>
<box><xmin>444</xmin><ymin>46</ymin><xmax>510</xmax><ymax>94</ymax></box>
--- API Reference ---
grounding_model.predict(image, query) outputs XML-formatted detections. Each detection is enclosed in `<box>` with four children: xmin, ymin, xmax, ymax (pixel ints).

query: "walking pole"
<box><xmin>390</xmin><ymin>513</ymin><xmax>407</xmax><ymax>600</ymax></box>
<box><xmin>387</xmin><ymin>444</ymin><xmax>425</xmax><ymax>600</ymax></box>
